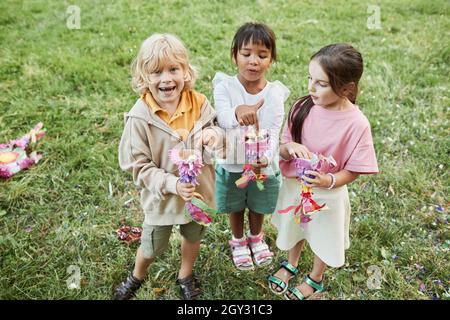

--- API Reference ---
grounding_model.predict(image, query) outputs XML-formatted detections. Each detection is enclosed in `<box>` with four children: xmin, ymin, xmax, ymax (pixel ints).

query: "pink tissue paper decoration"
<box><xmin>278</xmin><ymin>154</ymin><xmax>336</xmax><ymax>225</ymax></box>
<box><xmin>235</xmin><ymin>126</ymin><xmax>269</xmax><ymax>191</ymax></box>
<box><xmin>168</xmin><ymin>147</ymin><xmax>217</xmax><ymax>226</ymax></box>
<box><xmin>0</xmin><ymin>123</ymin><xmax>46</xmax><ymax>179</ymax></box>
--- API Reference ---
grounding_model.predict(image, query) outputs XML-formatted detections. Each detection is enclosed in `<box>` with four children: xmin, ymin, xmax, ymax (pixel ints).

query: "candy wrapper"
<box><xmin>0</xmin><ymin>123</ymin><xmax>46</xmax><ymax>179</ymax></box>
<box><xmin>169</xmin><ymin>147</ymin><xmax>217</xmax><ymax>226</ymax></box>
<box><xmin>278</xmin><ymin>154</ymin><xmax>336</xmax><ymax>225</ymax></box>
<box><xmin>235</xmin><ymin>127</ymin><xmax>269</xmax><ymax>191</ymax></box>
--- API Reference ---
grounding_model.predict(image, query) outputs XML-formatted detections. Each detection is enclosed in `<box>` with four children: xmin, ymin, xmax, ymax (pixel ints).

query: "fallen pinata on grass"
<box><xmin>0</xmin><ymin>123</ymin><xmax>46</xmax><ymax>179</ymax></box>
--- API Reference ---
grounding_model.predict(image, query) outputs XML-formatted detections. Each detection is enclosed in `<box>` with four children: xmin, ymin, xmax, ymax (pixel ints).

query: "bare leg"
<box><xmin>309</xmin><ymin>255</ymin><xmax>326</xmax><ymax>282</ymax></box>
<box><xmin>133</xmin><ymin>247</ymin><xmax>154</xmax><ymax>280</ymax></box>
<box><xmin>229</xmin><ymin>210</ymin><xmax>245</xmax><ymax>239</ymax></box>
<box><xmin>271</xmin><ymin>240</ymin><xmax>305</xmax><ymax>292</ymax></box>
<box><xmin>287</xmin><ymin>254</ymin><xmax>326</xmax><ymax>299</ymax></box>
<box><xmin>178</xmin><ymin>237</ymin><xmax>201</xmax><ymax>279</ymax></box>
<box><xmin>248</xmin><ymin>210</ymin><xmax>264</xmax><ymax>236</ymax></box>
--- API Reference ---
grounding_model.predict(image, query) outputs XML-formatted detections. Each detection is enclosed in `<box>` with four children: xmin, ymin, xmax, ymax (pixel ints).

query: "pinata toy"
<box><xmin>116</xmin><ymin>224</ymin><xmax>143</xmax><ymax>245</ymax></box>
<box><xmin>0</xmin><ymin>123</ymin><xmax>46</xmax><ymax>179</ymax></box>
<box><xmin>169</xmin><ymin>147</ymin><xmax>217</xmax><ymax>226</ymax></box>
<box><xmin>235</xmin><ymin>126</ymin><xmax>270</xmax><ymax>191</ymax></box>
<box><xmin>277</xmin><ymin>154</ymin><xmax>336</xmax><ymax>225</ymax></box>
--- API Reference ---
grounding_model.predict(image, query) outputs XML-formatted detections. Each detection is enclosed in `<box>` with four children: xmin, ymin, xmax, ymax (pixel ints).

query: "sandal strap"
<box><xmin>281</xmin><ymin>260</ymin><xmax>299</xmax><ymax>276</ymax></box>
<box><xmin>267</xmin><ymin>275</ymin><xmax>287</xmax><ymax>290</ymax></box>
<box><xmin>248</xmin><ymin>237</ymin><xmax>274</xmax><ymax>266</ymax></box>
<box><xmin>230</xmin><ymin>246</ymin><xmax>251</xmax><ymax>257</ymax></box>
<box><xmin>249</xmin><ymin>241</ymin><xmax>269</xmax><ymax>253</ymax></box>
<box><xmin>288</xmin><ymin>287</ymin><xmax>305</xmax><ymax>300</ymax></box>
<box><xmin>229</xmin><ymin>239</ymin><xmax>254</xmax><ymax>269</ymax></box>
<box><xmin>254</xmin><ymin>251</ymin><xmax>274</xmax><ymax>261</ymax></box>
<box><xmin>233</xmin><ymin>256</ymin><xmax>252</xmax><ymax>264</ymax></box>
<box><xmin>305</xmin><ymin>275</ymin><xmax>324</xmax><ymax>292</ymax></box>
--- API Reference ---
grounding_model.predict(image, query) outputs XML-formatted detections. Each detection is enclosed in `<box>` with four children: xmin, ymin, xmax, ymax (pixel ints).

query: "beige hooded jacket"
<box><xmin>118</xmin><ymin>95</ymin><xmax>220</xmax><ymax>225</ymax></box>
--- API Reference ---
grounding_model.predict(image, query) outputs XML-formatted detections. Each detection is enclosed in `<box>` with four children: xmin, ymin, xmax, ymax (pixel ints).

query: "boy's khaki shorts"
<box><xmin>140</xmin><ymin>221</ymin><xmax>206</xmax><ymax>259</ymax></box>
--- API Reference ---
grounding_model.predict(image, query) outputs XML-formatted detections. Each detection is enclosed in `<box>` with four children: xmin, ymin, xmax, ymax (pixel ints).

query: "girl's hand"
<box><xmin>302</xmin><ymin>170</ymin><xmax>333</xmax><ymax>188</ymax></box>
<box><xmin>235</xmin><ymin>99</ymin><xmax>264</xmax><ymax>129</ymax></box>
<box><xmin>176</xmin><ymin>181</ymin><xmax>195</xmax><ymax>201</ymax></box>
<box><xmin>283</xmin><ymin>142</ymin><xmax>312</xmax><ymax>159</ymax></box>
<box><xmin>250</xmin><ymin>156</ymin><xmax>269</xmax><ymax>169</ymax></box>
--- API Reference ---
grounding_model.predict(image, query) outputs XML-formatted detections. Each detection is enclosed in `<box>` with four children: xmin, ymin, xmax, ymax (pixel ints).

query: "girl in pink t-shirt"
<box><xmin>268</xmin><ymin>44</ymin><xmax>379</xmax><ymax>300</ymax></box>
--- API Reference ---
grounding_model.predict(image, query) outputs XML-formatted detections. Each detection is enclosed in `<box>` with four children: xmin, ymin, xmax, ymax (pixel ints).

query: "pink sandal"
<box><xmin>229</xmin><ymin>237</ymin><xmax>254</xmax><ymax>270</ymax></box>
<box><xmin>248</xmin><ymin>232</ymin><xmax>274</xmax><ymax>266</ymax></box>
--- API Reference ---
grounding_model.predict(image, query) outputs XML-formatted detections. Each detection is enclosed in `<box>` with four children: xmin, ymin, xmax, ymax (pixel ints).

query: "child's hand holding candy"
<box><xmin>200</xmin><ymin>128</ymin><xmax>222</xmax><ymax>149</ymax></box>
<box><xmin>282</xmin><ymin>142</ymin><xmax>312</xmax><ymax>160</ymax></box>
<box><xmin>235</xmin><ymin>98</ymin><xmax>265</xmax><ymax>128</ymax></box>
<box><xmin>250</xmin><ymin>155</ymin><xmax>269</xmax><ymax>169</ymax></box>
<box><xmin>302</xmin><ymin>170</ymin><xmax>333</xmax><ymax>188</ymax></box>
<box><xmin>176</xmin><ymin>181</ymin><xmax>195</xmax><ymax>201</ymax></box>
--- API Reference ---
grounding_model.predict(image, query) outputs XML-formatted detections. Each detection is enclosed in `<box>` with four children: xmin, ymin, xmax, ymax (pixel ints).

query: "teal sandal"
<box><xmin>267</xmin><ymin>260</ymin><xmax>299</xmax><ymax>295</ymax></box>
<box><xmin>284</xmin><ymin>274</ymin><xmax>325</xmax><ymax>300</ymax></box>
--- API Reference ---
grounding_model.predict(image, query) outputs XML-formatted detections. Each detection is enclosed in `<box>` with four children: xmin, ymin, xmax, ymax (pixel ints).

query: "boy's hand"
<box><xmin>176</xmin><ymin>181</ymin><xmax>195</xmax><ymax>201</ymax></box>
<box><xmin>195</xmin><ymin>128</ymin><xmax>225</xmax><ymax>159</ymax></box>
<box><xmin>199</xmin><ymin>128</ymin><xmax>221</xmax><ymax>150</ymax></box>
<box><xmin>302</xmin><ymin>170</ymin><xmax>332</xmax><ymax>188</ymax></box>
<box><xmin>284</xmin><ymin>142</ymin><xmax>312</xmax><ymax>159</ymax></box>
<box><xmin>235</xmin><ymin>98</ymin><xmax>264</xmax><ymax>129</ymax></box>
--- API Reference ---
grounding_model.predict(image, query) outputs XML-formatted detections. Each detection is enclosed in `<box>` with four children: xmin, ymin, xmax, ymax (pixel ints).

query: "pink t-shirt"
<box><xmin>280</xmin><ymin>104</ymin><xmax>379</xmax><ymax>177</ymax></box>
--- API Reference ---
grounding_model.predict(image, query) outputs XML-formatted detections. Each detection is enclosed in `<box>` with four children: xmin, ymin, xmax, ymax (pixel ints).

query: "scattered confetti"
<box><xmin>108</xmin><ymin>181</ymin><xmax>113</xmax><ymax>198</ymax></box>
<box><xmin>419</xmin><ymin>282</ymin><xmax>426</xmax><ymax>292</ymax></box>
<box><xmin>123</xmin><ymin>198</ymin><xmax>133</xmax><ymax>208</ymax></box>
<box><xmin>153</xmin><ymin>288</ymin><xmax>165</xmax><ymax>294</ymax></box>
<box><xmin>432</xmin><ymin>279</ymin><xmax>443</xmax><ymax>286</ymax></box>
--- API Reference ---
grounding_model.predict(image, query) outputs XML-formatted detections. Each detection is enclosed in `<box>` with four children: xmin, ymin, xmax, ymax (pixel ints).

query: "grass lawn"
<box><xmin>0</xmin><ymin>0</ymin><xmax>448</xmax><ymax>300</ymax></box>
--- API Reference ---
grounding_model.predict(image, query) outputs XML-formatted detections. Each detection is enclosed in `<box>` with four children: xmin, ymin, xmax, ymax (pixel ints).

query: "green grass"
<box><xmin>0</xmin><ymin>0</ymin><xmax>449</xmax><ymax>300</ymax></box>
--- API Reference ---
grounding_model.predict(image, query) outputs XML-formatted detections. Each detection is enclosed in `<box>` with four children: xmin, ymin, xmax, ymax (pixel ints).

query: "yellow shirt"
<box><xmin>142</xmin><ymin>90</ymin><xmax>205</xmax><ymax>141</ymax></box>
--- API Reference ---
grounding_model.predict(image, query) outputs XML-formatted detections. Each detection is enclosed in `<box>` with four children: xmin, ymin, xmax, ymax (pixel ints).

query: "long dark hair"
<box><xmin>289</xmin><ymin>43</ymin><xmax>364</xmax><ymax>143</ymax></box>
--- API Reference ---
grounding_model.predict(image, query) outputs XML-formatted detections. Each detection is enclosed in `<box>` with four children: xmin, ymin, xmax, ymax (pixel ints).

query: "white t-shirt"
<box><xmin>213</xmin><ymin>72</ymin><xmax>290</xmax><ymax>174</ymax></box>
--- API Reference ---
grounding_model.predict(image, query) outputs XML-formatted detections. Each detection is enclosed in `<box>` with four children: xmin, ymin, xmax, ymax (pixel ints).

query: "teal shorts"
<box><xmin>215</xmin><ymin>165</ymin><xmax>281</xmax><ymax>214</ymax></box>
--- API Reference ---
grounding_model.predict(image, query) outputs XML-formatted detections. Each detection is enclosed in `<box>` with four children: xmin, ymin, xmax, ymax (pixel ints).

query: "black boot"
<box><xmin>113</xmin><ymin>274</ymin><xmax>145</xmax><ymax>300</ymax></box>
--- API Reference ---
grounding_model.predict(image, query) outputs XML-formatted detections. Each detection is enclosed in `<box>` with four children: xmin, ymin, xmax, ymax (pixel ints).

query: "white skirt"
<box><xmin>271</xmin><ymin>177</ymin><xmax>351</xmax><ymax>268</ymax></box>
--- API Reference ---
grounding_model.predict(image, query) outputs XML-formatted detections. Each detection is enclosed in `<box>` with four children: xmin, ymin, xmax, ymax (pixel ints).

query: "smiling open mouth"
<box><xmin>159</xmin><ymin>86</ymin><xmax>176</xmax><ymax>92</ymax></box>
